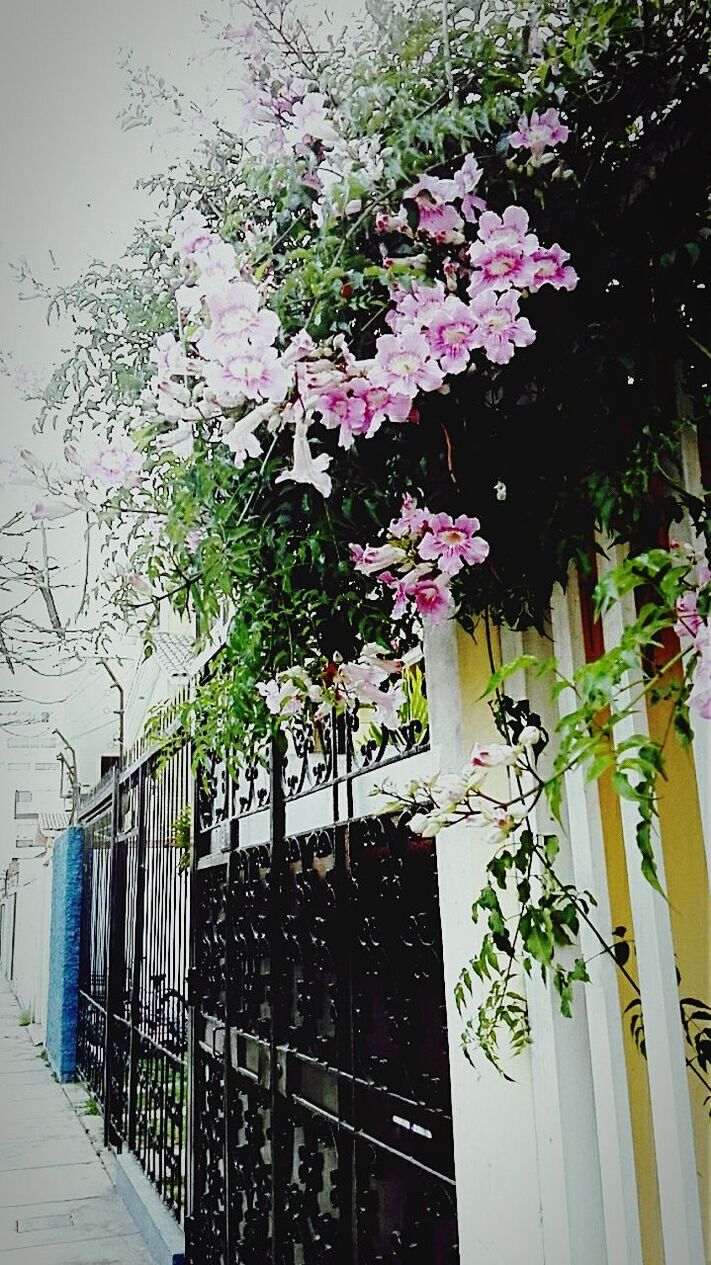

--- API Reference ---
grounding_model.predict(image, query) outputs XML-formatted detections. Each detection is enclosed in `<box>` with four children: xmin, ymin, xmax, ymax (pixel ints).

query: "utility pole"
<box><xmin>99</xmin><ymin>660</ymin><xmax>125</xmax><ymax>762</ymax></box>
<box><xmin>54</xmin><ymin>729</ymin><xmax>79</xmax><ymax>822</ymax></box>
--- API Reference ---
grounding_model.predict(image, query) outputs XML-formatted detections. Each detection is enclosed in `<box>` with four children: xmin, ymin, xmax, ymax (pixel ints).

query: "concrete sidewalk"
<box><xmin>0</xmin><ymin>976</ymin><xmax>154</xmax><ymax>1264</ymax></box>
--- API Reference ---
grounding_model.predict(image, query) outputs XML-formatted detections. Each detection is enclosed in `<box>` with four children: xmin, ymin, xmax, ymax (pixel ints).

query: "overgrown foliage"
<box><xmin>10</xmin><ymin>0</ymin><xmax>711</xmax><ymax>1073</ymax></box>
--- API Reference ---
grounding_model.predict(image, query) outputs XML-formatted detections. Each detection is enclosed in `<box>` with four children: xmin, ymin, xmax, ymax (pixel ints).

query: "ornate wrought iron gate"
<box><xmin>77</xmin><ymin>740</ymin><xmax>191</xmax><ymax>1223</ymax></box>
<box><xmin>188</xmin><ymin>723</ymin><xmax>459</xmax><ymax>1264</ymax></box>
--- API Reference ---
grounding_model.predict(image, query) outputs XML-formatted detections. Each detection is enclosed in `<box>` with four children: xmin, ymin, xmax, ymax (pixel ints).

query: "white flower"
<box><xmin>275</xmin><ymin>421</ymin><xmax>332</xmax><ymax>498</ymax></box>
<box><xmin>470</xmin><ymin>741</ymin><xmax>517</xmax><ymax>768</ymax></box>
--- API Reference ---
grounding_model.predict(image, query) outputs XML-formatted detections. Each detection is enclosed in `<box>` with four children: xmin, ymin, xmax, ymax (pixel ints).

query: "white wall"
<box><xmin>5</xmin><ymin>851</ymin><xmax>53</xmax><ymax>1034</ymax></box>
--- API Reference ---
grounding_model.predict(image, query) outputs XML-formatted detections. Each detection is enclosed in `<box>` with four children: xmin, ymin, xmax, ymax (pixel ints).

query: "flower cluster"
<box><xmin>135</xmin><ymin>113</ymin><xmax>578</xmax><ymax>500</ymax></box>
<box><xmin>508</xmin><ymin>107</ymin><xmax>570</xmax><ymax>165</ymax></box>
<box><xmin>351</xmin><ymin>494</ymin><xmax>489</xmax><ymax>625</ymax></box>
<box><xmin>672</xmin><ymin>543</ymin><xmax>711</xmax><ymax>719</ymax></box>
<box><xmin>380</xmin><ymin>725</ymin><xmax>543</xmax><ymax>842</ymax></box>
<box><xmin>258</xmin><ymin>642</ymin><xmax>419</xmax><ymax>731</ymax></box>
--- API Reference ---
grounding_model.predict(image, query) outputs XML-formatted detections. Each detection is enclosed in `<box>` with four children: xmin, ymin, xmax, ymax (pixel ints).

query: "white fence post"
<box><xmin>550</xmin><ymin>577</ymin><xmax>644</xmax><ymax>1265</ymax></box>
<box><xmin>500</xmin><ymin>626</ymin><xmax>608</xmax><ymax>1265</ymax></box>
<box><xmin>424</xmin><ymin>620</ymin><xmax>545</xmax><ymax>1265</ymax></box>
<box><xmin>597</xmin><ymin>538</ymin><xmax>705</xmax><ymax>1265</ymax></box>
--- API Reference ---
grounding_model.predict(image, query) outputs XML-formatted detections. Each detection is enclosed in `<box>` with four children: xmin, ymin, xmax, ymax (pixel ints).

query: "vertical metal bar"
<box><xmin>127</xmin><ymin>763</ymin><xmax>148</xmax><ymax>1152</ymax></box>
<box><xmin>103</xmin><ymin>770</ymin><xmax>123</xmax><ymax>1148</ymax></box>
<box><xmin>185</xmin><ymin>737</ymin><xmax>199</xmax><ymax>1249</ymax></box>
<box><xmin>223</xmin><ymin>846</ymin><xmax>237</xmax><ymax>1265</ymax></box>
<box><xmin>269</xmin><ymin>735</ymin><xmax>286</xmax><ymax>1265</ymax></box>
<box><xmin>336</xmin><ymin>822</ymin><xmax>357</xmax><ymax>1264</ymax></box>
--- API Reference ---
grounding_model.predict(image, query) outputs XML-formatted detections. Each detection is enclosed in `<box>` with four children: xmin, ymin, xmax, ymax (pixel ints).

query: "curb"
<box><xmin>59</xmin><ymin>1082</ymin><xmax>185</xmax><ymax>1265</ymax></box>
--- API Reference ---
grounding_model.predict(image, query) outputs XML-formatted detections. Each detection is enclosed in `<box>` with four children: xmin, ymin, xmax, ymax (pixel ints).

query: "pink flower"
<box><xmin>31</xmin><ymin>497</ymin><xmax>77</xmax><ymax>521</ymax></box>
<box><xmin>407</xmin><ymin>574</ymin><xmax>455</xmax><ymax>623</ymax></box>
<box><xmin>288</xmin><ymin>92</ymin><xmax>338</xmax><ymax>145</ymax></box>
<box><xmin>276</xmin><ymin>421</ymin><xmax>332</xmax><ymax>498</ymax></box>
<box><xmin>221</xmin><ymin>406</ymin><xmax>272</xmax><ymax>467</ymax></box>
<box><xmin>283</xmin><ymin>329</ymin><xmax>316</xmax><ymax>365</ymax></box>
<box><xmin>528</xmin><ymin>244</ymin><xmax>578</xmax><ymax>292</ymax></box>
<box><xmin>468</xmin><ymin>288</ymin><xmax>536</xmax><ymax>365</ymax></box>
<box><xmin>475</xmin><ymin>206</ymin><xmax>539</xmax><ymax>254</ymax></box>
<box><xmin>468</xmin><ymin>244</ymin><xmax>536</xmax><ymax>293</ymax></box>
<box><xmin>191</xmin><ymin>239</ymin><xmax>238</xmax><ymax>289</ymax></box>
<box><xmin>453</xmin><ymin>155</ymin><xmax>486</xmax><ymax>222</ymax></box>
<box><xmin>375</xmin><ymin>207</ymin><xmax>412</xmax><ymax>236</ymax></box>
<box><xmin>350</xmin><ymin>380</ymin><xmax>412</xmax><ymax>429</ymax></box>
<box><xmin>350</xmin><ymin>543</ymin><xmax>407</xmax><ymax>576</ymax></box>
<box><xmin>204</xmin><ymin>347</ymin><xmax>290</xmax><ymax>405</ymax></box>
<box><xmin>314</xmin><ymin>385</ymin><xmax>368</xmax><ymax>450</ymax></box>
<box><xmin>387</xmin><ymin>280</ymin><xmax>447</xmax><ymax>334</ymax></box>
<box><xmin>371</xmin><ymin>331</ymin><xmax>444</xmax><ymax>397</ymax></box>
<box><xmin>155</xmin><ymin>422</ymin><xmax>194</xmax><ymax>460</ymax></box>
<box><xmin>83</xmin><ymin>437</ymin><xmax>143</xmax><ymax>489</ymax></box>
<box><xmin>349</xmin><ymin>676</ymin><xmax>405</xmax><ymax>729</ymax></box>
<box><xmin>171</xmin><ymin>209</ymin><xmax>216</xmax><ymax>263</ymax></box>
<box><xmin>418</xmin><ymin>512</ymin><xmax>490</xmax><ymax>574</ymax></box>
<box><xmin>674</xmin><ymin>591</ymin><xmax>702</xmax><ymax>641</ymax></box>
<box><xmin>425</xmin><ymin>297</ymin><xmax>480</xmax><ymax>373</ymax></box>
<box><xmin>201</xmin><ymin>282</ymin><xmax>280</xmax><ymax>358</ymax></box>
<box><xmin>689</xmin><ymin>626</ymin><xmax>711</xmax><ymax>719</ymax></box>
<box><xmin>404</xmin><ymin>173</ymin><xmax>459</xmax><ymax>204</ymax></box>
<box><xmin>509</xmin><ymin>108</ymin><xmax>569</xmax><ymax>159</ymax></box>
<box><xmin>389</xmin><ymin>493</ymin><xmax>430</xmax><ymax>539</ymax></box>
<box><xmin>387</xmin><ymin>572</ymin><xmax>420</xmax><ymax>620</ymax></box>
<box><xmin>403</xmin><ymin>174</ymin><xmax>464</xmax><ymax>243</ymax></box>
<box><xmin>150</xmin><ymin>333</ymin><xmax>188</xmax><ymax>386</ymax></box>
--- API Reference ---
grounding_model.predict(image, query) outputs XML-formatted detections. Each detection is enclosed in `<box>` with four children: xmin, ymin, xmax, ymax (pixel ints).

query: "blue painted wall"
<box><xmin>46</xmin><ymin>826</ymin><xmax>84</xmax><ymax>1081</ymax></box>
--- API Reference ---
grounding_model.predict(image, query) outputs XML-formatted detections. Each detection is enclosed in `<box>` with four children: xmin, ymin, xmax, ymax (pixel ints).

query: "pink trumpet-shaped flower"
<box><xmin>407</xmin><ymin>574</ymin><xmax>455</xmax><ymax>623</ymax></box>
<box><xmin>371</xmin><ymin>331</ymin><xmax>444</xmax><ymax>397</ymax></box>
<box><xmin>468</xmin><ymin>243</ymin><xmax>536</xmax><ymax>293</ymax></box>
<box><xmin>425</xmin><ymin>298</ymin><xmax>480</xmax><ymax>373</ymax></box>
<box><xmin>83</xmin><ymin>437</ymin><xmax>144</xmax><ymax>489</ymax></box>
<box><xmin>418</xmin><ymin>512</ymin><xmax>490</xmax><ymax>574</ymax></box>
<box><xmin>204</xmin><ymin>346</ymin><xmax>290</xmax><ymax>405</ymax></box>
<box><xmin>314</xmin><ymin>386</ymin><xmax>368</xmax><ymax>449</ymax></box>
<box><xmin>475</xmin><ymin>206</ymin><xmax>539</xmax><ymax>254</ymax></box>
<box><xmin>528</xmin><ymin>244</ymin><xmax>579</xmax><ymax>292</ymax></box>
<box><xmin>150</xmin><ymin>333</ymin><xmax>188</xmax><ymax>385</ymax></box>
<box><xmin>509</xmin><ymin>108</ymin><xmax>569</xmax><ymax>158</ymax></box>
<box><xmin>689</xmin><ymin>626</ymin><xmax>711</xmax><ymax>719</ymax></box>
<box><xmin>350</xmin><ymin>542</ymin><xmax>406</xmax><ymax>575</ymax></box>
<box><xmin>468</xmin><ymin>288</ymin><xmax>536</xmax><ymax>365</ymax></box>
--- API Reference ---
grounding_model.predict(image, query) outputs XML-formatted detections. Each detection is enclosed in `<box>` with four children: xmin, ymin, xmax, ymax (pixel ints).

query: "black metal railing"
<box><xmin>77</xmin><ymin>738</ymin><xmax>191</xmax><ymax>1224</ymax></box>
<box><xmin>188</xmin><ymin>696</ymin><xmax>461</xmax><ymax>1265</ymax></box>
<box><xmin>77</xmin><ymin>690</ymin><xmax>433</xmax><ymax>1255</ymax></box>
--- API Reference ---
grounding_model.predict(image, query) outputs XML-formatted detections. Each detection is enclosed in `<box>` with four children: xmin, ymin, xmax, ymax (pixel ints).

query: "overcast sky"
<box><xmin>0</xmin><ymin>0</ymin><xmax>361</xmax><ymax>720</ymax></box>
<box><xmin>0</xmin><ymin>0</ymin><xmax>227</xmax><ymax>713</ymax></box>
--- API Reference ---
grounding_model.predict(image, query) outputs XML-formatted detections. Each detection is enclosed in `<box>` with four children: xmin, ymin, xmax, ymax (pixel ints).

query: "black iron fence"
<box><xmin>77</xmin><ymin>739</ymin><xmax>191</xmax><ymax>1223</ymax></box>
<box><xmin>188</xmin><ymin>700</ymin><xmax>460</xmax><ymax>1263</ymax></box>
<box><xmin>75</xmin><ymin>679</ymin><xmax>457</xmax><ymax>1262</ymax></box>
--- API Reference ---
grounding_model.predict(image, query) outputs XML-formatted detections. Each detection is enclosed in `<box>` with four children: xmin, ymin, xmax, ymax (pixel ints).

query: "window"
<box><xmin>35</xmin><ymin>762</ymin><xmax>57</xmax><ymax>772</ymax></box>
<box><xmin>6</xmin><ymin>734</ymin><xmax>56</xmax><ymax>750</ymax></box>
<box><xmin>8</xmin><ymin>763</ymin><xmax>31</xmax><ymax>772</ymax></box>
<box><xmin>14</xmin><ymin>790</ymin><xmax>36</xmax><ymax>819</ymax></box>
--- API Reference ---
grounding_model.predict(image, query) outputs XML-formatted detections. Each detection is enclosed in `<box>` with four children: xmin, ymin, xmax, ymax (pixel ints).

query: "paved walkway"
<box><xmin>0</xmin><ymin>976</ymin><xmax>154</xmax><ymax>1264</ymax></box>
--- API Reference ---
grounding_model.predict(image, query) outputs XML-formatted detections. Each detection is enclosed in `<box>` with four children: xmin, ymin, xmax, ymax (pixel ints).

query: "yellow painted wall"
<box><xmin>646</xmin><ymin>672</ymin><xmax>711</xmax><ymax>1261</ymax></box>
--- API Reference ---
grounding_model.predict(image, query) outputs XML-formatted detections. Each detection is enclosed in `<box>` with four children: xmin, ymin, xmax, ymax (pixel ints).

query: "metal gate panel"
<box><xmin>189</xmin><ymin>717</ymin><xmax>457</xmax><ymax>1265</ymax></box>
<box><xmin>77</xmin><ymin>742</ymin><xmax>191</xmax><ymax>1224</ymax></box>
